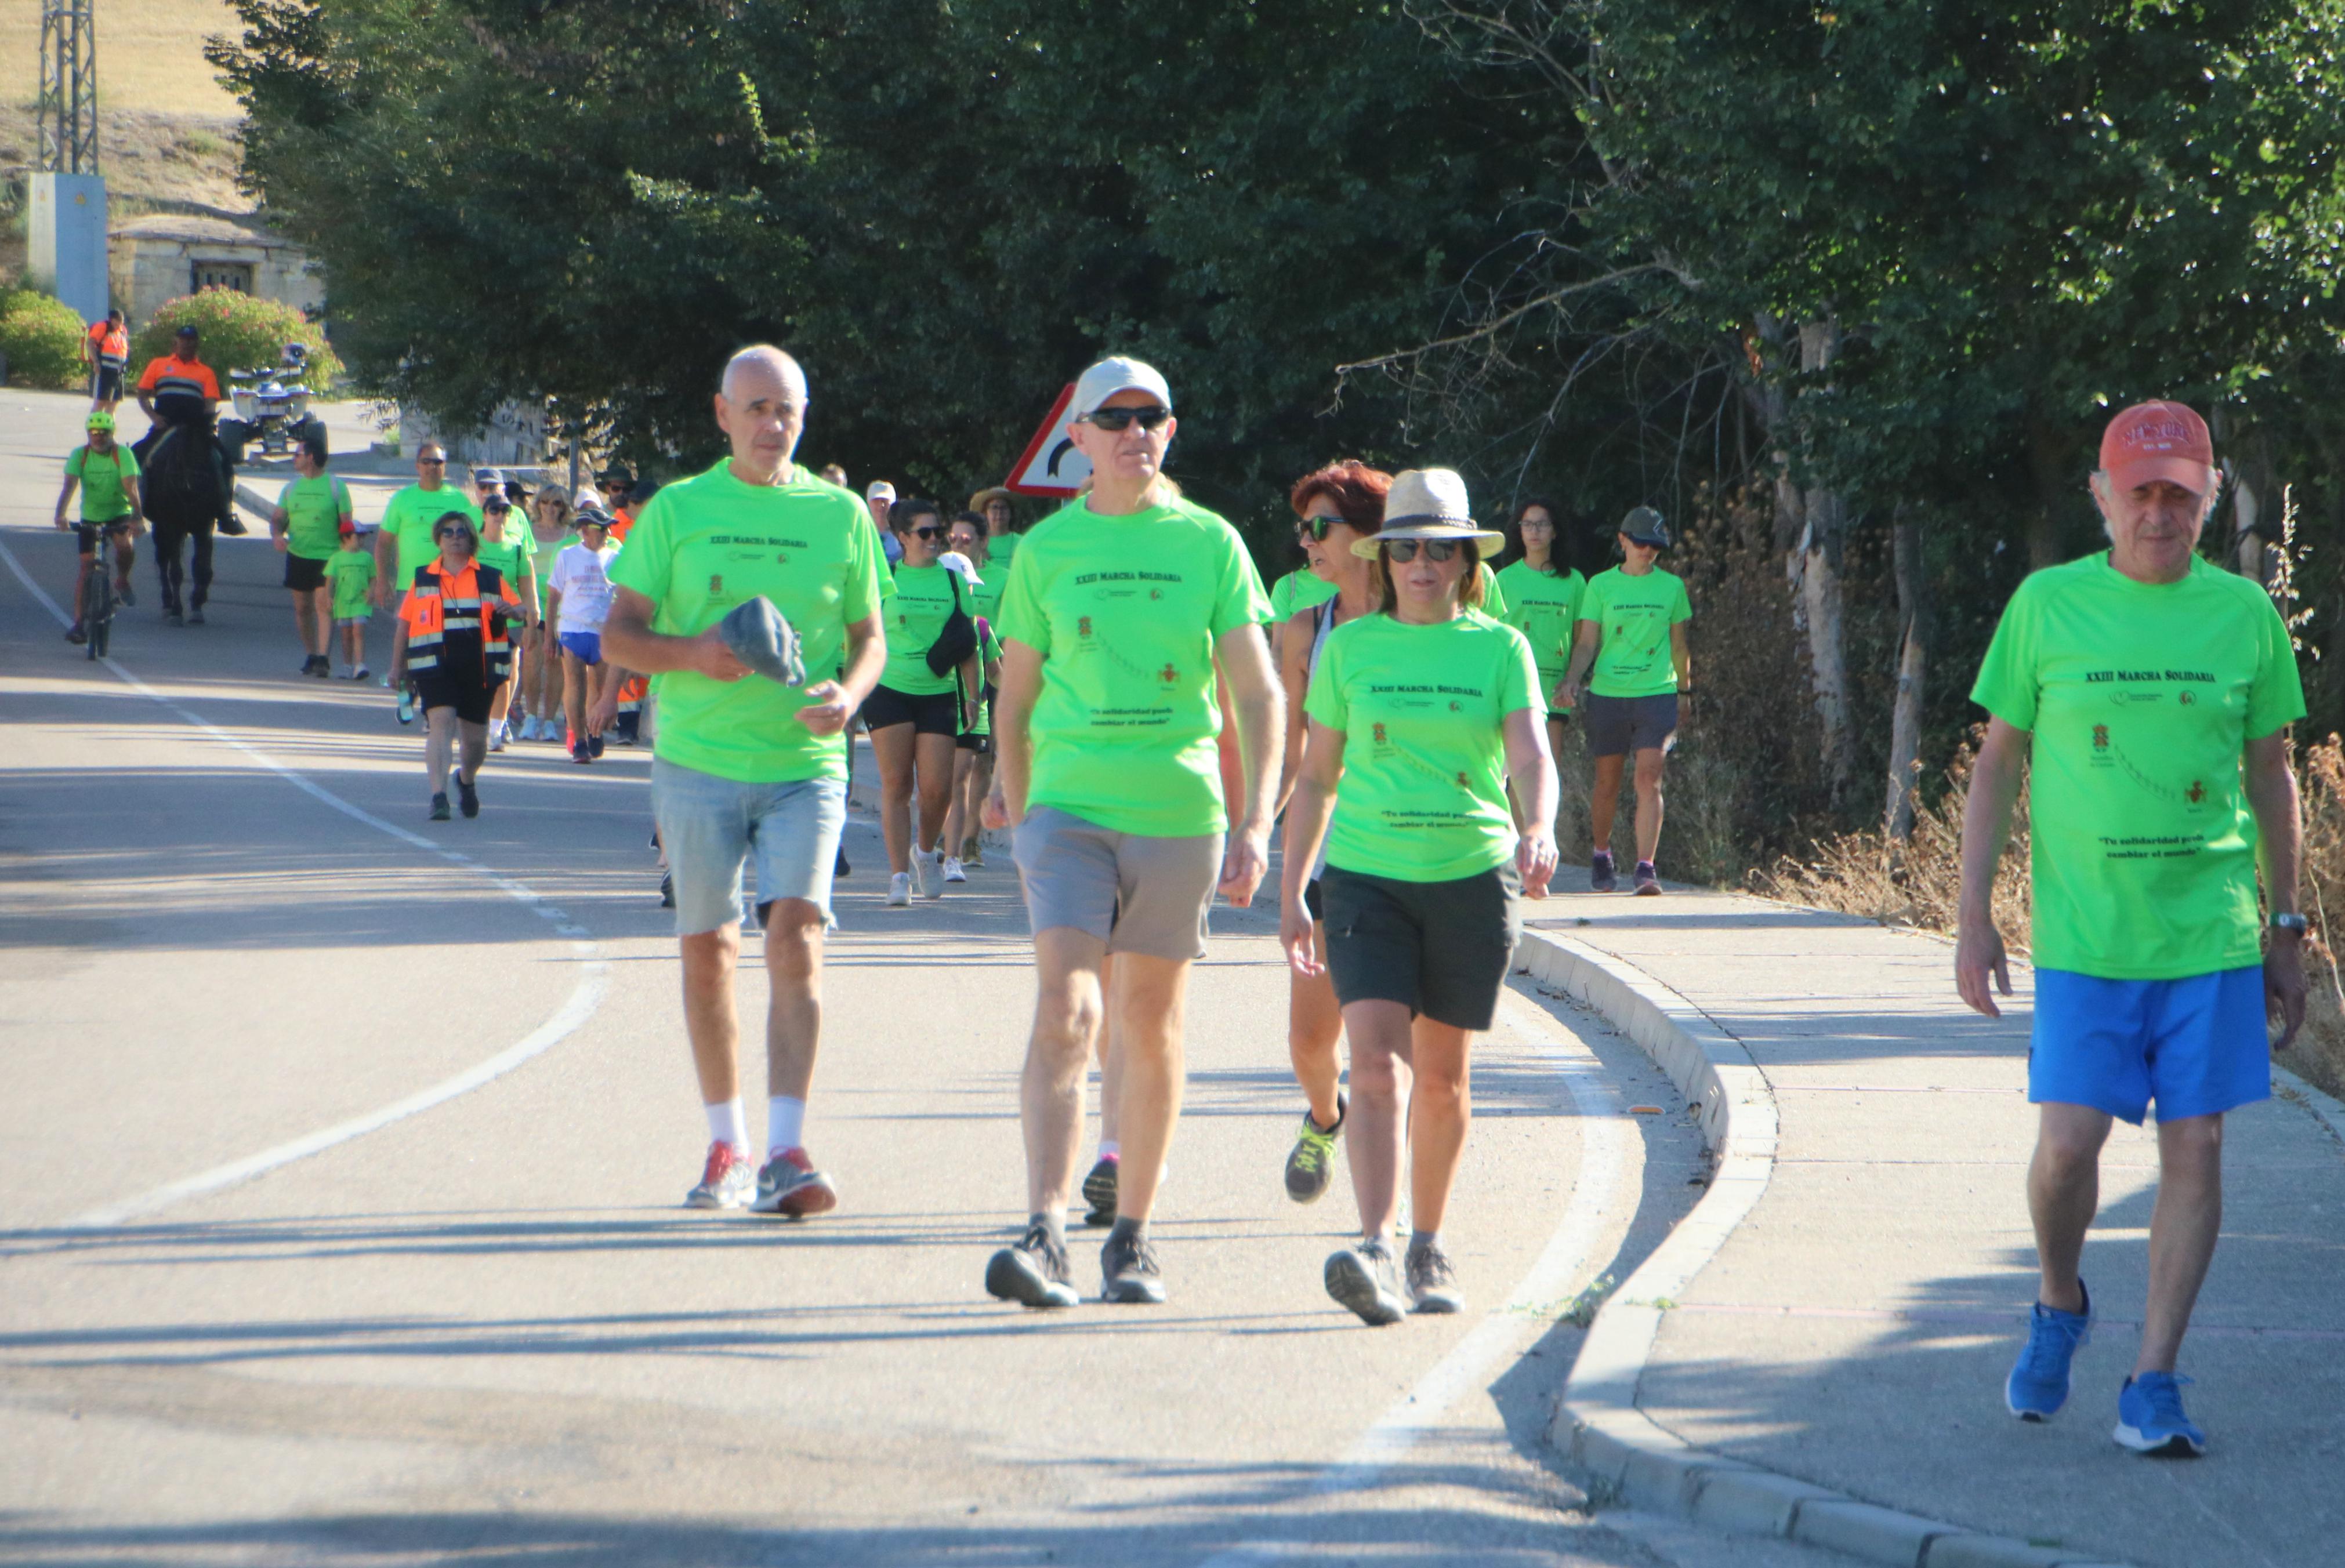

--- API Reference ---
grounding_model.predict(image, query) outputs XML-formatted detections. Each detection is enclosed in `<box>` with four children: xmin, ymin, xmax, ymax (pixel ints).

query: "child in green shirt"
<box><xmin>323</xmin><ymin>526</ymin><xmax>378</xmax><ymax>679</ymax></box>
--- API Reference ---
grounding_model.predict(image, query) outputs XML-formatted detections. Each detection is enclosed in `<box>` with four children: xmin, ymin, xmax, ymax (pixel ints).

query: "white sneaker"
<box><xmin>488</xmin><ymin>724</ymin><xmax>508</xmax><ymax>753</ymax></box>
<box><xmin>525</xmin><ymin>717</ymin><xmax>546</xmax><ymax>742</ymax></box>
<box><xmin>943</xmin><ymin>856</ymin><xmax>967</xmax><ymax>883</ymax></box>
<box><xmin>338</xmin><ymin>663</ymin><xmax>354</xmax><ymax>680</ymax></box>
<box><xmin>352</xmin><ymin>664</ymin><xmax>370</xmax><ymax>681</ymax></box>
<box><xmin>887</xmin><ymin>872</ymin><xmax>912</xmax><ymax>906</ymax></box>
<box><xmin>922</xmin><ymin>850</ymin><xmax>946</xmax><ymax>898</ymax></box>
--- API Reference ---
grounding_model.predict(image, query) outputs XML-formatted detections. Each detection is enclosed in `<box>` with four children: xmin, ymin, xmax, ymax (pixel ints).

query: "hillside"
<box><xmin>1</xmin><ymin>0</ymin><xmax>244</xmax><ymax>119</ymax></box>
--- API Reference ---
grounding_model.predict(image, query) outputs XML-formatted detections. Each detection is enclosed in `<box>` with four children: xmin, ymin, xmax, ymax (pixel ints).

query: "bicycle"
<box><xmin>75</xmin><ymin>521</ymin><xmax>133</xmax><ymax>661</ymax></box>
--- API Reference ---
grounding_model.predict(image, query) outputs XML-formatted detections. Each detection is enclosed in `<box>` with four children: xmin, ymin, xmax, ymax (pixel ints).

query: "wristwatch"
<box><xmin>2271</xmin><ymin>912</ymin><xmax>2310</xmax><ymax>936</ymax></box>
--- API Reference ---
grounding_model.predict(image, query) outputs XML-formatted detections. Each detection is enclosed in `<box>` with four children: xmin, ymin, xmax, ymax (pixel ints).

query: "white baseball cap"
<box><xmin>866</xmin><ymin>480</ymin><xmax>896</xmax><ymax>502</ymax></box>
<box><xmin>1071</xmin><ymin>355</ymin><xmax>1173</xmax><ymax>419</ymax></box>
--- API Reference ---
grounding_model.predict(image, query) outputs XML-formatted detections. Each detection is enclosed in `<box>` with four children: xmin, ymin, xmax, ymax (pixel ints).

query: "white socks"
<box><xmin>706</xmin><ymin>1098</ymin><xmax>748</xmax><ymax>1152</ymax></box>
<box><xmin>1097</xmin><ymin>1140</ymin><xmax>1120</xmax><ymax>1161</ymax></box>
<box><xmin>768</xmin><ymin>1095</ymin><xmax>807</xmax><ymax>1156</ymax></box>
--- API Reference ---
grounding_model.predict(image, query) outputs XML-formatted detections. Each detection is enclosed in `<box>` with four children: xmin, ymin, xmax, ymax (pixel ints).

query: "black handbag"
<box><xmin>924</xmin><ymin>568</ymin><xmax>979</xmax><ymax>676</ymax></box>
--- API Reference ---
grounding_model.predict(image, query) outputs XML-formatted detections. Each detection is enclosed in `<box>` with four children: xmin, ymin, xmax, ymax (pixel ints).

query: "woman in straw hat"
<box><xmin>1280</xmin><ymin>467</ymin><xmax>1560</xmax><ymax>1325</ymax></box>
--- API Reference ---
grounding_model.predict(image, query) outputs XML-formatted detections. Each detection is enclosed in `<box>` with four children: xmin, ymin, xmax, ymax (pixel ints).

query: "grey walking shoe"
<box><xmin>1325</xmin><ymin>1237</ymin><xmax>1408</xmax><ymax>1326</ymax></box>
<box><xmin>1283</xmin><ymin>1096</ymin><xmax>1345</xmax><ymax>1203</ymax></box>
<box><xmin>1081</xmin><ymin>1154</ymin><xmax>1119</xmax><ymax>1227</ymax></box>
<box><xmin>986</xmin><ymin>1222</ymin><xmax>1080</xmax><ymax>1309</ymax></box>
<box><xmin>1406</xmin><ymin>1237</ymin><xmax>1466</xmax><ymax>1313</ymax></box>
<box><xmin>1100</xmin><ymin>1225</ymin><xmax>1166</xmax><ymax>1304</ymax></box>
<box><xmin>1590</xmin><ymin>850</ymin><xmax>1617</xmax><ymax>893</ymax></box>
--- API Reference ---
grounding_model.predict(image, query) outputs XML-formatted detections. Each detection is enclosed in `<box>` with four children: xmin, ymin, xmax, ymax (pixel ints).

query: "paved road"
<box><xmin>0</xmin><ymin>389</ymin><xmax>1835</xmax><ymax>1567</ymax></box>
<box><xmin>1550</xmin><ymin>894</ymin><xmax>2345</xmax><ymax>1568</ymax></box>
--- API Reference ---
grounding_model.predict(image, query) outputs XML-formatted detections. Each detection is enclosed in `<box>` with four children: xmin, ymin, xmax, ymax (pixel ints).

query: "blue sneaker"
<box><xmin>2115</xmin><ymin>1371</ymin><xmax>2206</xmax><ymax>1457</ymax></box>
<box><xmin>2006</xmin><ymin>1280</ymin><xmax>2092</xmax><ymax>1420</ymax></box>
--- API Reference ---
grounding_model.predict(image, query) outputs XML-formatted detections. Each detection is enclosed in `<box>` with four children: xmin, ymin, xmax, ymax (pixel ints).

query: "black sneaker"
<box><xmin>588</xmin><ymin>732</ymin><xmax>606</xmax><ymax>758</ymax></box>
<box><xmin>1633</xmin><ymin>860</ymin><xmax>1662</xmax><ymax>896</ymax></box>
<box><xmin>835</xmin><ymin>847</ymin><xmax>851</xmax><ymax>879</ymax></box>
<box><xmin>1405</xmin><ymin>1237</ymin><xmax>1466</xmax><ymax>1313</ymax></box>
<box><xmin>65</xmin><ymin>623</ymin><xmax>86</xmax><ymax>645</ymax></box>
<box><xmin>429</xmin><ymin>793</ymin><xmax>451</xmax><ymax>822</ymax></box>
<box><xmin>1326</xmin><ymin>1238</ymin><xmax>1408</xmax><ymax>1326</ymax></box>
<box><xmin>311</xmin><ymin>656</ymin><xmax>332</xmax><ymax>679</ymax></box>
<box><xmin>1081</xmin><ymin>1154</ymin><xmax>1119</xmax><ymax>1227</ymax></box>
<box><xmin>1100</xmin><ymin>1225</ymin><xmax>1166</xmax><ymax>1304</ymax></box>
<box><xmin>454</xmin><ymin>770</ymin><xmax>480</xmax><ymax>819</ymax></box>
<box><xmin>1284</xmin><ymin>1098</ymin><xmax>1345</xmax><ymax>1203</ymax></box>
<box><xmin>115</xmin><ymin>578</ymin><xmax>134</xmax><ymax>608</ymax></box>
<box><xmin>1590</xmin><ymin>850</ymin><xmax>1617</xmax><ymax>893</ymax></box>
<box><xmin>658</xmin><ymin>870</ymin><xmax>675</xmax><ymax>909</ymax></box>
<box><xmin>985</xmin><ymin>1223</ymin><xmax>1081</xmax><ymax>1309</ymax></box>
<box><xmin>166</xmin><ymin>608</ymin><xmax>184</xmax><ymax>627</ymax></box>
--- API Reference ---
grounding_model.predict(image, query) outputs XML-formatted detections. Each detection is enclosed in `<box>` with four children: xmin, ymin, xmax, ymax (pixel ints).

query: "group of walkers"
<box><xmin>45</xmin><ymin>330</ymin><xmax>2301</xmax><ymax>1461</ymax></box>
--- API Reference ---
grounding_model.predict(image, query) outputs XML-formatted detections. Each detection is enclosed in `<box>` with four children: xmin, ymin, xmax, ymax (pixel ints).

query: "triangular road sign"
<box><xmin>1004</xmin><ymin>383</ymin><xmax>1090</xmax><ymax>498</ymax></box>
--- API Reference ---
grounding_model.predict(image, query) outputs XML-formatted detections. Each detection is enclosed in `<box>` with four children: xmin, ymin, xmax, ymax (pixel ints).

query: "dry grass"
<box><xmin>2288</xmin><ymin>737</ymin><xmax>2345</xmax><ymax>1103</ymax></box>
<box><xmin>1</xmin><ymin>1</ymin><xmax>243</xmax><ymax>119</ymax></box>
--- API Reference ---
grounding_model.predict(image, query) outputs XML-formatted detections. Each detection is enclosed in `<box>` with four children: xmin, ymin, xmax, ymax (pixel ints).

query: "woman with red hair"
<box><xmin>1267</xmin><ymin>460</ymin><xmax>1392</xmax><ymax>1205</ymax></box>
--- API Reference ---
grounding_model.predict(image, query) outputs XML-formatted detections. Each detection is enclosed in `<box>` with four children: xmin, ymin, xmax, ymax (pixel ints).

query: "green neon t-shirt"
<box><xmin>382</xmin><ymin>484</ymin><xmax>483</xmax><ymax>590</ymax></box>
<box><xmin>65</xmin><ymin>444</ymin><xmax>140</xmax><ymax>523</ymax></box>
<box><xmin>324</xmin><ymin>547</ymin><xmax>376</xmax><ymax>618</ymax></box>
<box><xmin>474</xmin><ymin>525</ymin><xmax>537</xmax><ymax>600</ymax></box>
<box><xmin>989</xmin><ymin>532</ymin><xmax>1020</xmax><ymax>572</ymax></box>
<box><xmin>1970</xmin><ymin>551</ymin><xmax>2305</xmax><ymax>980</ymax></box>
<box><xmin>1578</xmin><ymin>565</ymin><xmax>1690</xmax><ymax>698</ymax></box>
<box><xmin>996</xmin><ymin>494</ymin><xmax>1272</xmax><ymax>836</ymax></box>
<box><xmin>1304</xmin><ymin>609</ymin><xmax>1538</xmax><ymax>883</ymax></box>
<box><xmin>965</xmin><ymin>622</ymin><xmax>1003</xmax><ymax>738</ymax></box>
<box><xmin>277</xmin><ymin>473</ymin><xmax>354</xmax><ymax>561</ymax></box>
<box><xmin>1495</xmin><ymin>560</ymin><xmax>1586</xmax><ymax>714</ymax></box>
<box><xmin>609</xmin><ymin>460</ymin><xmax>892</xmax><ymax>785</ymax></box>
<box><xmin>1267</xmin><ymin>568</ymin><xmax>1339</xmax><ymax>623</ymax></box>
<box><xmin>966</xmin><ymin>558</ymin><xmax>1006</xmax><ymax>630</ymax></box>
<box><xmin>1475</xmin><ymin>560</ymin><xmax>1509</xmax><ymax>622</ymax></box>
<box><xmin>880</xmin><ymin>562</ymin><xmax>963</xmax><ymax>696</ymax></box>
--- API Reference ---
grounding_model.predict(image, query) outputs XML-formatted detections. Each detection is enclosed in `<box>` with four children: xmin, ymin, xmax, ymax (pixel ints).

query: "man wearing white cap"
<box><xmin>867</xmin><ymin>480</ymin><xmax>904</xmax><ymax>566</ymax></box>
<box><xmin>1959</xmin><ymin>400</ymin><xmax>2305</xmax><ymax>1457</ymax></box>
<box><xmin>982</xmin><ymin>355</ymin><xmax>1282</xmax><ymax>1308</ymax></box>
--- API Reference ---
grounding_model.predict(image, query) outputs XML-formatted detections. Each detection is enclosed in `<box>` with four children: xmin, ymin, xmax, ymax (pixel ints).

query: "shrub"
<box><xmin>0</xmin><ymin>288</ymin><xmax>91</xmax><ymax>390</ymax></box>
<box><xmin>2289</xmin><ymin>735</ymin><xmax>2345</xmax><ymax>1103</ymax></box>
<box><xmin>131</xmin><ymin>288</ymin><xmax>343</xmax><ymax>390</ymax></box>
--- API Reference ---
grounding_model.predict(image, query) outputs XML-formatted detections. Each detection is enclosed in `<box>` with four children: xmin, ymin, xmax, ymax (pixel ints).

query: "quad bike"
<box><xmin>220</xmin><ymin>343</ymin><xmax>318</xmax><ymax>462</ymax></box>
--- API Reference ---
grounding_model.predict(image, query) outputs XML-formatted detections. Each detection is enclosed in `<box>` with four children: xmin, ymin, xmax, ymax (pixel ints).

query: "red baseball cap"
<box><xmin>2100</xmin><ymin>401</ymin><xmax>2213</xmax><ymax>496</ymax></box>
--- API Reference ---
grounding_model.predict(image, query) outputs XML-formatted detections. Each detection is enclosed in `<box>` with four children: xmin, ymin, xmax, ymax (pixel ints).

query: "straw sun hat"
<box><xmin>1349</xmin><ymin>467</ymin><xmax>1506</xmax><ymax>557</ymax></box>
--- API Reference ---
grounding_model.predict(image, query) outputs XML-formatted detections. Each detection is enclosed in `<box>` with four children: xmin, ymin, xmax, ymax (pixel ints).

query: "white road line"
<box><xmin>1</xmin><ymin>535</ymin><xmax>611</xmax><ymax>1228</ymax></box>
<box><xmin>1194</xmin><ymin>982</ymin><xmax>1634</xmax><ymax>1567</ymax></box>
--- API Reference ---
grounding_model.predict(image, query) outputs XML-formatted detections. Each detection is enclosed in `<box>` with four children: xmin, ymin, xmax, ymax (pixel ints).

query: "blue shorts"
<box><xmin>2030</xmin><ymin>966</ymin><xmax>2270</xmax><ymax>1124</ymax></box>
<box><xmin>559</xmin><ymin>629</ymin><xmax>603</xmax><ymax>666</ymax></box>
<box><xmin>652</xmin><ymin>759</ymin><xmax>846</xmax><ymax>936</ymax></box>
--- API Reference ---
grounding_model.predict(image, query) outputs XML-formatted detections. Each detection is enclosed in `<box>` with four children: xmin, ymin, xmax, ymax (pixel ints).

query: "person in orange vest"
<box><xmin>388</xmin><ymin>511</ymin><xmax>523</xmax><ymax>821</ymax></box>
<box><xmin>135</xmin><ymin>325</ymin><xmax>223</xmax><ymax>424</ymax></box>
<box><xmin>82</xmin><ymin>309</ymin><xmax>129</xmax><ymax>413</ymax></box>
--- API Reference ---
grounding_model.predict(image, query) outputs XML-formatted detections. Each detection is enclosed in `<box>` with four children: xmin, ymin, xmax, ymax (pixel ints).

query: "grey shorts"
<box><xmin>1012</xmin><ymin>805</ymin><xmax>1223</xmax><ymax>961</ymax></box>
<box><xmin>652</xmin><ymin>757</ymin><xmax>847</xmax><ymax>936</ymax></box>
<box><xmin>1582</xmin><ymin>691</ymin><xmax>1679</xmax><ymax>758</ymax></box>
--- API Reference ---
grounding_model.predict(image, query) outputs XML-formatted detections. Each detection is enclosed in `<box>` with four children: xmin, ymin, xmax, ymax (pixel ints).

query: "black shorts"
<box><xmin>284</xmin><ymin>554</ymin><xmax>329</xmax><ymax>592</ymax></box>
<box><xmin>1303</xmin><ymin>876</ymin><xmax>1324</xmax><ymax>923</ymax></box>
<box><xmin>92</xmin><ymin>366</ymin><xmax>124</xmax><ymax>401</ymax></box>
<box><xmin>957</xmin><ymin>729</ymin><xmax>992</xmax><ymax>753</ymax></box>
<box><xmin>1582</xmin><ymin>691</ymin><xmax>1679</xmax><ymax>758</ymax></box>
<box><xmin>414</xmin><ymin>672</ymin><xmax>502</xmax><ymax>725</ymax></box>
<box><xmin>1321</xmin><ymin>862</ymin><xmax>1521</xmax><ymax>1031</ymax></box>
<box><xmin>863</xmin><ymin>683</ymin><xmax>959</xmax><ymax>736</ymax></box>
<box><xmin>75</xmin><ymin>520</ymin><xmax>133</xmax><ymax>554</ymax></box>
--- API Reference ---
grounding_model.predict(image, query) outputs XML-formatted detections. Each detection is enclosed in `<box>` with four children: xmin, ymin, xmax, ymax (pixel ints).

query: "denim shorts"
<box><xmin>652</xmin><ymin>758</ymin><xmax>847</xmax><ymax>936</ymax></box>
<box><xmin>2030</xmin><ymin>966</ymin><xmax>2270</xmax><ymax>1124</ymax></box>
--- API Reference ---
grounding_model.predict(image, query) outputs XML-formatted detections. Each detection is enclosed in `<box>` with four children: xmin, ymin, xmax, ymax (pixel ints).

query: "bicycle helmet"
<box><xmin>86</xmin><ymin>410</ymin><xmax>117</xmax><ymax>433</ymax></box>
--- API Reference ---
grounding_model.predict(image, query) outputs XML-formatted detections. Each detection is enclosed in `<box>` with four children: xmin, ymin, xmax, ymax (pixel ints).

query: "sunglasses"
<box><xmin>910</xmin><ymin>525</ymin><xmax>945</xmax><ymax>540</ymax></box>
<box><xmin>1080</xmin><ymin>405</ymin><xmax>1171</xmax><ymax>433</ymax></box>
<box><xmin>1297</xmin><ymin>515</ymin><xmax>1343</xmax><ymax>542</ymax></box>
<box><xmin>418</xmin><ymin>456</ymin><xmax>447</xmax><ymax>466</ymax></box>
<box><xmin>1384</xmin><ymin>538</ymin><xmax>1462</xmax><ymax>564</ymax></box>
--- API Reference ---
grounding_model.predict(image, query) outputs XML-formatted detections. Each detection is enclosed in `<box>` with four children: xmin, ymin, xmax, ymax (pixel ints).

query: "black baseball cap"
<box><xmin>1618</xmin><ymin>506</ymin><xmax>1672</xmax><ymax>549</ymax></box>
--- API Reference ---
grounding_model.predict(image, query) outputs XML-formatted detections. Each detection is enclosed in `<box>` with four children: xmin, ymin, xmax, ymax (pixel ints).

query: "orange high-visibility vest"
<box><xmin>400</xmin><ymin>562</ymin><xmax>521</xmax><ymax>681</ymax></box>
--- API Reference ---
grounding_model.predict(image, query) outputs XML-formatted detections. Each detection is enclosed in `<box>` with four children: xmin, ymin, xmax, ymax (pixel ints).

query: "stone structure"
<box><xmin>108</xmin><ymin>214</ymin><xmax>323</xmax><ymax>329</ymax></box>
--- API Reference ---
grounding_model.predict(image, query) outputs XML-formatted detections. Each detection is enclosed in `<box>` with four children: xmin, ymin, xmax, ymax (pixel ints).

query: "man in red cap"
<box><xmin>1955</xmin><ymin>401</ymin><xmax>2306</xmax><ymax>1457</ymax></box>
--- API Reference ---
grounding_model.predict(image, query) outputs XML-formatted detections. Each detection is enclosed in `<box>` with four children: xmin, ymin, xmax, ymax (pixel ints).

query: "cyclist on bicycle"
<box><xmin>55</xmin><ymin>409</ymin><xmax>143</xmax><ymax>646</ymax></box>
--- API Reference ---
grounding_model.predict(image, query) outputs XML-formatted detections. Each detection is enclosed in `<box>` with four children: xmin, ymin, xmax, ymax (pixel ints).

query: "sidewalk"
<box><xmin>1532</xmin><ymin>887</ymin><xmax>2345</xmax><ymax>1568</ymax></box>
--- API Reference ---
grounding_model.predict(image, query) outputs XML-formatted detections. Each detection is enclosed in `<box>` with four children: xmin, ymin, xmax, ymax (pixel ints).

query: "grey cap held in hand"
<box><xmin>717</xmin><ymin>597</ymin><xmax>806</xmax><ymax>688</ymax></box>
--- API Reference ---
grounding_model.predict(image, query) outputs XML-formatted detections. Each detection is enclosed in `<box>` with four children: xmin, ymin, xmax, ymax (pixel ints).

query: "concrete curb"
<box><xmin>1516</xmin><ymin>927</ymin><xmax>2140</xmax><ymax>1568</ymax></box>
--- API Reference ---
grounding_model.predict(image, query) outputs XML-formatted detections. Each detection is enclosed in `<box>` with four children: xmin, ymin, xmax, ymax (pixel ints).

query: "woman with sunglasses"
<box><xmin>390</xmin><ymin>511</ymin><xmax>524</xmax><ymax>821</ymax></box>
<box><xmin>867</xmin><ymin>498</ymin><xmax>972</xmax><ymax>904</ymax></box>
<box><xmin>474</xmin><ymin>493</ymin><xmax>541</xmax><ymax>752</ymax></box>
<box><xmin>1281</xmin><ymin>468</ymin><xmax>1558</xmax><ymax>1324</ymax></box>
<box><xmin>1268</xmin><ymin>460</ymin><xmax>1391</xmax><ymax>1207</ymax></box>
<box><xmin>1494</xmin><ymin>497</ymin><xmax>1587</xmax><ymax>801</ymax></box>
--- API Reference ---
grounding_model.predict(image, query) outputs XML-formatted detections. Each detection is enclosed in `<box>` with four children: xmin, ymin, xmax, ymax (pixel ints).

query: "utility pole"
<box><xmin>31</xmin><ymin>1</ymin><xmax>110</xmax><ymax>324</ymax></box>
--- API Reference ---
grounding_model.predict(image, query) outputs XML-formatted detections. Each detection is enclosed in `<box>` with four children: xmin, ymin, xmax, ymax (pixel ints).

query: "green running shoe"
<box><xmin>1284</xmin><ymin>1096</ymin><xmax>1346</xmax><ymax>1203</ymax></box>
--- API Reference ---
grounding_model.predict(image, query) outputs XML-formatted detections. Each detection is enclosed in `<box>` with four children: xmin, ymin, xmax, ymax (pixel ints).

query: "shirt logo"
<box><xmin>2092</xmin><ymin>724</ymin><xmax>2109</xmax><ymax>750</ymax></box>
<box><xmin>1161</xmin><ymin>662</ymin><xmax>1179</xmax><ymax>685</ymax></box>
<box><xmin>2179</xmin><ymin>690</ymin><xmax>2195</xmax><ymax>706</ymax></box>
<box><xmin>709</xmin><ymin>574</ymin><xmax>723</xmax><ymax>596</ymax></box>
<box><xmin>1078</xmin><ymin>616</ymin><xmax>1093</xmax><ymax>638</ymax></box>
<box><xmin>1372</xmin><ymin>723</ymin><xmax>1387</xmax><ymax>745</ymax></box>
<box><xmin>2187</xmin><ymin>780</ymin><xmax>2206</xmax><ymax>804</ymax></box>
